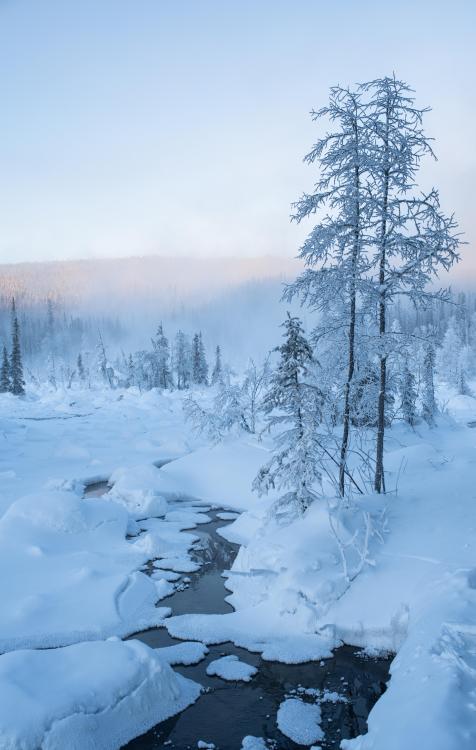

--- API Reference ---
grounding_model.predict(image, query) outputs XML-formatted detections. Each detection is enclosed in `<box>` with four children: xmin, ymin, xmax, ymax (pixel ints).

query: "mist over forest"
<box><xmin>0</xmin><ymin>255</ymin><xmax>303</xmax><ymax>372</ymax></box>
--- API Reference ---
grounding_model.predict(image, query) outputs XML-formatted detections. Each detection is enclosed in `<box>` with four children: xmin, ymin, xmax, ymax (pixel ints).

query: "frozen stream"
<box><xmin>85</xmin><ymin>484</ymin><xmax>391</xmax><ymax>749</ymax></box>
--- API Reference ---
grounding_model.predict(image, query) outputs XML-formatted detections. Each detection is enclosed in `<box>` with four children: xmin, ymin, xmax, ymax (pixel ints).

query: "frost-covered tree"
<box><xmin>456</xmin><ymin>345</ymin><xmax>473</xmax><ymax>396</ymax></box>
<box><xmin>174</xmin><ymin>330</ymin><xmax>191</xmax><ymax>390</ymax></box>
<box><xmin>77</xmin><ymin>353</ymin><xmax>85</xmax><ymax>383</ymax></box>
<box><xmin>192</xmin><ymin>332</ymin><xmax>208</xmax><ymax>386</ymax></box>
<box><xmin>125</xmin><ymin>354</ymin><xmax>135</xmax><ymax>388</ymax></box>
<box><xmin>211</xmin><ymin>345</ymin><xmax>224</xmax><ymax>386</ymax></box>
<box><xmin>400</xmin><ymin>364</ymin><xmax>418</xmax><ymax>425</ymax></box>
<box><xmin>285</xmin><ymin>85</ymin><xmax>373</xmax><ymax>497</ymax></box>
<box><xmin>0</xmin><ymin>345</ymin><xmax>10</xmax><ymax>393</ymax></box>
<box><xmin>421</xmin><ymin>341</ymin><xmax>436</xmax><ymax>425</ymax></box>
<box><xmin>96</xmin><ymin>332</ymin><xmax>114</xmax><ymax>388</ymax></box>
<box><xmin>241</xmin><ymin>356</ymin><xmax>271</xmax><ymax>434</ymax></box>
<box><xmin>253</xmin><ymin>314</ymin><xmax>323</xmax><ymax>516</ymax></box>
<box><xmin>10</xmin><ymin>299</ymin><xmax>25</xmax><ymax>396</ymax></box>
<box><xmin>151</xmin><ymin>323</ymin><xmax>172</xmax><ymax>389</ymax></box>
<box><xmin>362</xmin><ymin>76</ymin><xmax>460</xmax><ymax>492</ymax></box>
<box><xmin>436</xmin><ymin>318</ymin><xmax>461</xmax><ymax>387</ymax></box>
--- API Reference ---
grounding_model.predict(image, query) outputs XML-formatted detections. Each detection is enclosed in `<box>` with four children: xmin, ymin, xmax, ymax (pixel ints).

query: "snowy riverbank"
<box><xmin>1</xmin><ymin>385</ymin><xmax>475</xmax><ymax>748</ymax></box>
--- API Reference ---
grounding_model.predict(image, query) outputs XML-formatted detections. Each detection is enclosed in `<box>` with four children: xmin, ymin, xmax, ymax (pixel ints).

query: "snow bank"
<box><xmin>108</xmin><ymin>464</ymin><xmax>169</xmax><ymax>519</ymax></box>
<box><xmin>165</xmin><ymin>416</ymin><xmax>476</xmax><ymax>749</ymax></box>
<box><xmin>160</xmin><ymin>438</ymin><xmax>278</xmax><ymax>511</ymax></box>
<box><xmin>0</xmin><ymin>637</ymin><xmax>201</xmax><ymax>750</ymax></box>
<box><xmin>206</xmin><ymin>654</ymin><xmax>257</xmax><ymax>681</ymax></box>
<box><xmin>0</xmin><ymin>490</ymin><xmax>166</xmax><ymax>651</ymax></box>
<box><xmin>276</xmin><ymin>698</ymin><xmax>323</xmax><ymax>745</ymax></box>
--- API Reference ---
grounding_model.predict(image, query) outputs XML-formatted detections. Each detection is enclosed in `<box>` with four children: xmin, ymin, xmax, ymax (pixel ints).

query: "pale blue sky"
<box><xmin>0</xmin><ymin>0</ymin><xmax>474</xmax><ymax>268</ymax></box>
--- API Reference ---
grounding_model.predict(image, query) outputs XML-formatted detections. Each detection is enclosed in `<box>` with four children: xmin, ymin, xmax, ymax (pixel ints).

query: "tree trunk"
<box><xmin>374</xmin><ymin>161</ymin><xmax>389</xmax><ymax>493</ymax></box>
<box><xmin>339</xmin><ymin>136</ymin><xmax>361</xmax><ymax>497</ymax></box>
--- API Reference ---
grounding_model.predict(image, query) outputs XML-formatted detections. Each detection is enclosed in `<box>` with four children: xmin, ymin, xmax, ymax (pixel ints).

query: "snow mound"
<box><xmin>241</xmin><ymin>738</ymin><xmax>268</xmax><ymax>750</ymax></box>
<box><xmin>1</xmin><ymin>490</ymin><xmax>100</xmax><ymax>535</ymax></box>
<box><xmin>277</xmin><ymin>698</ymin><xmax>323</xmax><ymax>746</ymax></box>
<box><xmin>109</xmin><ymin>464</ymin><xmax>169</xmax><ymax>519</ymax></box>
<box><xmin>206</xmin><ymin>654</ymin><xmax>257</xmax><ymax>682</ymax></box>
<box><xmin>0</xmin><ymin>638</ymin><xmax>201</xmax><ymax>750</ymax></box>
<box><xmin>0</xmin><ymin>490</ymin><xmax>165</xmax><ymax>652</ymax></box>
<box><xmin>158</xmin><ymin>641</ymin><xmax>209</xmax><ymax>666</ymax></box>
<box><xmin>445</xmin><ymin>394</ymin><xmax>476</xmax><ymax>423</ymax></box>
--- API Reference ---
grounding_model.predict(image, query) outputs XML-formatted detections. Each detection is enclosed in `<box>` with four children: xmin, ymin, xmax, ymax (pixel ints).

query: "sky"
<box><xmin>0</xmin><ymin>0</ymin><xmax>475</xmax><ymax>274</ymax></box>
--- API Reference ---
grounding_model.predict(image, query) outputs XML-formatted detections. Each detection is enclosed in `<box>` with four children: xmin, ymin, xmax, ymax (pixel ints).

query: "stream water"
<box><xmin>84</xmin><ymin>485</ymin><xmax>392</xmax><ymax>750</ymax></box>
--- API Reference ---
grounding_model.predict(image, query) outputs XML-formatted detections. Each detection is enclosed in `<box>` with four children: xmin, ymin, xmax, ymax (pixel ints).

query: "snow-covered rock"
<box><xmin>108</xmin><ymin>464</ymin><xmax>169</xmax><ymax>519</ymax></box>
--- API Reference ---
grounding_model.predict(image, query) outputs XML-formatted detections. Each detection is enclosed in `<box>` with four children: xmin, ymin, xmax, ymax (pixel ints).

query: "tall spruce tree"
<box><xmin>0</xmin><ymin>345</ymin><xmax>10</xmax><ymax>393</ymax></box>
<box><xmin>10</xmin><ymin>299</ymin><xmax>25</xmax><ymax>396</ymax></box>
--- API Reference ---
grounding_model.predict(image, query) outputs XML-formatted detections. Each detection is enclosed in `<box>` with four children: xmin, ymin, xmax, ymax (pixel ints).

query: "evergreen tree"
<box><xmin>0</xmin><ymin>345</ymin><xmax>10</xmax><ymax>393</ymax></box>
<box><xmin>77</xmin><ymin>353</ymin><xmax>85</xmax><ymax>382</ymax></box>
<box><xmin>192</xmin><ymin>332</ymin><xmax>208</xmax><ymax>385</ymax></box>
<box><xmin>436</xmin><ymin>318</ymin><xmax>461</xmax><ymax>387</ymax></box>
<box><xmin>400</xmin><ymin>364</ymin><xmax>418</xmax><ymax>425</ymax></box>
<box><xmin>211</xmin><ymin>345</ymin><xmax>224</xmax><ymax>386</ymax></box>
<box><xmin>457</xmin><ymin>345</ymin><xmax>473</xmax><ymax>396</ymax></box>
<box><xmin>10</xmin><ymin>299</ymin><xmax>25</xmax><ymax>396</ymax></box>
<box><xmin>152</xmin><ymin>323</ymin><xmax>172</xmax><ymax>389</ymax></box>
<box><xmin>174</xmin><ymin>330</ymin><xmax>191</xmax><ymax>389</ymax></box>
<box><xmin>126</xmin><ymin>354</ymin><xmax>135</xmax><ymax>388</ymax></box>
<box><xmin>253</xmin><ymin>314</ymin><xmax>323</xmax><ymax>516</ymax></box>
<box><xmin>421</xmin><ymin>341</ymin><xmax>436</xmax><ymax>425</ymax></box>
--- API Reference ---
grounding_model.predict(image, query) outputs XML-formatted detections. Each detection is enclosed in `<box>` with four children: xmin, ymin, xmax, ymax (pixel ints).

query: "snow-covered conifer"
<box><xmin>10</xmin><ymin>299</ymin><xmax>25</xmax><ymax>396</ymax></box>
<box><xmin>400</xmin><ymin>364</ymin><xmax>418</xmax><ymax>425</ymax></box>
<box><xmin>0</xmin><ymin>345</ymin><xmax>10</xmax><ymax>393</ymax></box>
<box><xmin>174</xmin><ymin>330</ymin><xmax>191</xmax><ymax>390</ymax></box>
<box><xmin>192</xmin><ymin>332</ymin><xmax>208</xmax><ymax>386</ymax></box>
<box><xmin>211</xmin><ymin>345</ymin><xmax>224</xmax><ymax>386</ymax></box>
<box><xmin>152</xmin><ymin>323</ymin><xmax>172</xmax><ymax>389</ymax></box>
<box><xmin>436</xmin><ymin>318</ymin><xmax>461</xmax><ymax>387</ymax></box>
<box><xmin>253</xmin><ymin>314</ymin><xmax>323</xmax><ymax>515</ymax></box>
<box><xmin>77</xmin><ymin>353</ymin><xmax>85</xmax><ymax>382</ymax></box>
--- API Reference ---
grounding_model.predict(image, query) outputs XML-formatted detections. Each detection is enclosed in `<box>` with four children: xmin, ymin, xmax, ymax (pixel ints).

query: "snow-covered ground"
<box><xmin>1</xmin><ymin>383</ymin><xmax>475</xmax><ymax>748</ymax></box>
<box><xmin>0</xmin><ymin>386</ymin><xmax>205</xmax><ymax>749</ymax></box>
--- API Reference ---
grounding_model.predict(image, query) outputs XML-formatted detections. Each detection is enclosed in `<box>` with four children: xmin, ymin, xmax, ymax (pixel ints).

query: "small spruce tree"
<box><xmin>211</xmin><ymin>345</ymin><xmax>224</xmax><ymax>386</ymax></box>
<box><xmin>0</xmin><ymin>345</ymin><xmax>10</xmax><ymax>393</ymax></box>
<box><xmin>10</xmin><ymin>299</ymin><xmax>25</xmax><ymax>396</ymax></box>
<box><xmin>253</xmin><ymin>314</ymin><xmax>323</xmax><ymax>516</ymax></box>
<box><xmin>77</xmin><ymin>353</ymin><xmax>85</xmax><ymax>382</ymax></box>
<box><xmin>152</xmin><ymin>323</ymin><xmax>172</xmax><ymax>389</ymax></box>
<box><xmin>400</xmin><ymin>364</ymin><xmax>418</xmax><ymax>426</ymax></box>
